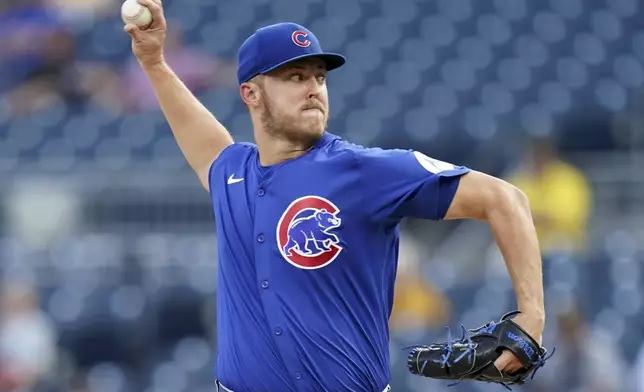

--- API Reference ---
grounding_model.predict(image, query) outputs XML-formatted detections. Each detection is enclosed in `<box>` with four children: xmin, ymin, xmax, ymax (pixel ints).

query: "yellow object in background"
<box><xmin>507</xmin><ymin>138</ymin><xmax>593</xmax><ymax>254</ymax></box>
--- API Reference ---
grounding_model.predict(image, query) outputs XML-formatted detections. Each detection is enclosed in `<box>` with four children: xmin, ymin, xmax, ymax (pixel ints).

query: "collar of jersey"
<box><xmin>255</xmin><ymin>132</ymin><xmax>339</xmax><ymax>174</ymax></box>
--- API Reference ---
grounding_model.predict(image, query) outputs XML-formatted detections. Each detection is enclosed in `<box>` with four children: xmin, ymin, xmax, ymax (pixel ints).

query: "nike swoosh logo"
<box><xmin>227</xmin><ymin>174</ymin><xmax>244</xmax><ymax>184</ymax></box>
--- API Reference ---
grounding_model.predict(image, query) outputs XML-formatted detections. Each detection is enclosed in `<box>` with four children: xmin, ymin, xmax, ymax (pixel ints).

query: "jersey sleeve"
<box><xmin>208</xmin><ymin>143</ymin><xmax>252</xmax><ymax>194</ymax></box>
<box><xmin>356</xmin><ymin>147</ymin><xmax>471</xmax><ymax>223</ymax></box>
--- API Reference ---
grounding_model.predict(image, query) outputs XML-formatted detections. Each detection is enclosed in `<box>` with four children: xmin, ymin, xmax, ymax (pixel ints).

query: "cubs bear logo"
<box><xmin>277</xmin><ymin>196</ymin><xmax>342</xmax><ymax>269</ymax></box>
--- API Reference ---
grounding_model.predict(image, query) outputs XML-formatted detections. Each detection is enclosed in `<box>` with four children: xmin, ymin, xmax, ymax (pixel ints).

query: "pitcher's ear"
<box><xmin>240</xmin><ymin>77</ymin><xmax>264</xmax><ymax>108</ymax></box>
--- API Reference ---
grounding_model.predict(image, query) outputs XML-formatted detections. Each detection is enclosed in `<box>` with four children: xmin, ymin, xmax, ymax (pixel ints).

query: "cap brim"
<box><xmin>259</xmin><ymin>53</ymin><xmax>346</xmax><ymax>76</ymax></box>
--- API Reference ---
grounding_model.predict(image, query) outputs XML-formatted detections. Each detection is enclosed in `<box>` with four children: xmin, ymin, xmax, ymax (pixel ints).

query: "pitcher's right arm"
<box><xmin>142</xmin><ymin>61</ymin><xmax>233</xmax><ymax>191</ymax></box>
<box><xmin>124</xmin><ymin>0</ymin><xmax>233</xmax><ymax>191</ymax></box>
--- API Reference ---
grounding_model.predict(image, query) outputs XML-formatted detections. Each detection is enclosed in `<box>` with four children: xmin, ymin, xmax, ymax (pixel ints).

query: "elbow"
<box><xmin>485</xmin><ymin>181</ymin><xmax>531</xmax><ymax>221</ymax></box>
<box><xmin>509</xmin><ymin>184</ymin><xmax>531</xmax><ymax>212</ymax></box>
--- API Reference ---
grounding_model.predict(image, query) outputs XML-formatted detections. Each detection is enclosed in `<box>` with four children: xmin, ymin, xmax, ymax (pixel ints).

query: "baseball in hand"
<box><xmin>121</xmin><ymin>0</ymin><xmax>153</xmax><ymax>28</ymax></box>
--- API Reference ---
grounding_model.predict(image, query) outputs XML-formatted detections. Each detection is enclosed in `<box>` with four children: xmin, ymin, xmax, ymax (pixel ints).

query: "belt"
<box><xmin>216</xmin><ymin>380</ymin><xmax>391</xmax><ymax>392</ymax></box>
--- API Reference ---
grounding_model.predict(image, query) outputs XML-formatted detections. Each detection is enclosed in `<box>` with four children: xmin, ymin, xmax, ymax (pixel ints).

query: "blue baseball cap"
<box><xmin>237</xmin><ymin>22</ymin><xmax>346</xmax><ymax>85</ymax></box>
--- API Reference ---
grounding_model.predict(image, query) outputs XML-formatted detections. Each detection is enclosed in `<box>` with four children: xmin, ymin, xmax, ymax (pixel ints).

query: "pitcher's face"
<box><xmin>250</xmin><ymin>58</ymin><xmax>330</xmax><ymax>143</ymax></box>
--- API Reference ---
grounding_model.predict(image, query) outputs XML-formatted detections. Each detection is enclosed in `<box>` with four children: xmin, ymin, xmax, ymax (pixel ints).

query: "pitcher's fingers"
<box><xmin>137</xmin><ymin>0</ymin><xmax>164</xmax><ymax>24</ymax></box>
<box><xmin>493</xmin><ymin>350</ymin><xmax>512</xmax><ymax>372</ymax></box>
<box><xmin>124</xmin><ymin>24</ymin><xmax>143</xmax><ymax>40</ymax></box>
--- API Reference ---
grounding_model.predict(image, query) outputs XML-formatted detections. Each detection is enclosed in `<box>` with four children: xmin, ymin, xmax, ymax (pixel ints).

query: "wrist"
<box><xmin>518</xmin><ymin>306</ymin><xmax>545</xmax><ymax>324</ymax></box>
<box><xmin>139</xmin><ymin>57</ymin><xmax>167</xmax><ymax>71</ymax></box>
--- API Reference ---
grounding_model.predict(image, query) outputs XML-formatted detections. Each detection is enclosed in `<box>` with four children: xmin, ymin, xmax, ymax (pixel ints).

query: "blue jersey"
<box><xmin>208</xmin><ymin>132</ymin><xmax>470</xmax><ymax>392</ymax></box>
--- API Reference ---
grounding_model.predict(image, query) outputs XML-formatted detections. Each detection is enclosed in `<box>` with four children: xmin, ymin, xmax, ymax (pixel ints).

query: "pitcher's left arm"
<box><xmin>444</xmin><ymin>170</ymin><xmax>545</xmax><ymax>373</ymax></box>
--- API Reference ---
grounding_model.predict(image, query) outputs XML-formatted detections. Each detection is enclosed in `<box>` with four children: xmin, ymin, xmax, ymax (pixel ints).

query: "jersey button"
<box><xmin>295</xmin><ymin>372</ymin><xmax>302</xmax><ymax>380</ymax></box>
<box><xmin>257</xmin><ymin>234</ymin><xmax>264</xmax><ymax>243</ymax></box>
<box><xmin>257</xmin><ymin>188</ymin><xmax>265</xmax><ymax>196</ymax></box>
<box><xmin>275</xmin><ymin>327</ymin><xmax>282</xmax><ymax>336</ymax></box>
<box><xmin>261</xmin><ymin>280</ymin><xmax>269</xmax><ymax>289</ymax></box>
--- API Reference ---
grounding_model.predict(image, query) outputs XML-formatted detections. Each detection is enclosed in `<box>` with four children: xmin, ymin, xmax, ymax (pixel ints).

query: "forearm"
<box><xmin>143</xmin><ymin>61</ymin><xmax>233</xmax><ymax>185</ymax></box>
<box><xmin>486</xmin><ymin>187</ymin><xmax>545</xmax><ymax>321</ymax></box>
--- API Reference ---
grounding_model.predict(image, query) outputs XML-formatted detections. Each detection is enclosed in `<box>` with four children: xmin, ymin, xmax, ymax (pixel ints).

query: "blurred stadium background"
<box><xmin>1</xmin><ymin>0</ymin><xmax>644</xmax><ymax>391</ymax></box>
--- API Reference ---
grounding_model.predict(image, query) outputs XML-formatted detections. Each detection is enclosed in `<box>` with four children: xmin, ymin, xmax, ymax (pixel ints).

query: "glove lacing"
<box><xmin>410</xmin><ymin>319</ymin><xmax>555</xmax><ymax>391</ymax></box>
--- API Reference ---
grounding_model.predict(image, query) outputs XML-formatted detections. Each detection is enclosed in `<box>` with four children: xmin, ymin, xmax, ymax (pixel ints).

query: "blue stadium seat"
<box><xmin>591</xmin><ymin>9</ymin><xmax>623</xmax><ymax>42</ymax></box>
<box><xmin>514</xmin><ymin>35</ymin><xmax>549</xmax><ymax>68</ymax></box>
<box><xmin>199</xmin><ymin>90</ymin><xmax>236</xmax><ymax>123</ymax></box>
<box><xmin>397</xmin><ymin>39</ymin><xmax>436</xmax><ymax>70</ymax></box>
<box><xmin>166</xmin><ymin>1</ymin><xmax>204</xmax><ymax>31</ymax></box>
<box><xmin>32</xmin><ymin>102</ymin><xmax>69</xmax><ymax>128</ymax></box>
<box><xmin>632</xmin><ymin>32</ymin><xmax>644</xmax><ymax>63</ymax></box>
<box><xmin>476</xmin><ymin>14</ymin><xmax>511</xmax><ymax>46</ymax></box>
<box><xmin>550</xmin><ymin>0</ymin><xmax>582</xmax><ymax>19</ymax></box>
<box><xmin>546</xmin><ymin>254</ymin><xmax>580</xmax><ymax>286</ymax></box>
<box><xmin>344</xmin><ymin>109</ymin><xmax>383</xmax><ymax>146</ymax></box>
<box><xmin>607</xmin><ymin>0</ymin><xmax>638</xmax><ymax>18</ymax></box>
<box><xmin>538</xmin><ymin>81</ymin><xmax>572</xmax><ymax>114</ymax></box>
<box><xmin>420</xmin><ymin>15</ymin><xmax>456</xmax><ymax>48</ymax></box>
<box><xmin>364</xmin><ymin>85</ymin><xmax>401</xmax><ymax>119</ymax></box>
<box><xmin>603</xmin><ymin>230</ymin><xmax>637</xmax><ymax>259</ymax></box>
<box><xmin>422</xmin><ymin>83</ymin><xmax>458</xmax><ymax>117</ymax></box>
<box><xmin>269</xmin><ymin>0</ymin><xmax>310</xmax><ymax>24</ymax></box>
<box><xmin>381</xmin><ymin>0</ymin><xmax>418</xmax><ymax>25</ymax></box>
<box><xmin>118</xmin><ymin>114</ymin><xmax>160</xmax><ymax>149</ymax></box>
<box><xmin>326</xmin><ymin>88</ymin><xmax>347</xmax><ymax>117</ymax></box>
<box><xmin>151</xmin><ymin>137</ymin><xmax>187</xmax><ymax>168</ymax></box>
<box><xmin>574</xmin><ymin>33</ymin><xmax>606</xmax><ymax>65</ymax></box>
<box><xmin>384</xmin><ymin>61</ymin><xmax>424</xmax><ymax>95</ymax></box>
<box><xmin>198</xmin><ymin>21</ymin><xmax>241</xmax><ymax>57</ymax></box>
<box><xmin>308</xmin><ymin>18</ymin><xmax>348</xmax><ymax>52</ymax></box>
<box><xmin>86</xmin><ymin>362</ymin><xmax>130</xmax><ymax>392</ymax></box>
<box><xmin>533</xmin><ymin>12</ymin><xmax>567</xmax><ymax>44</ymax></box>
<box><xmin>595</xmin><ymin>78</ymin><xmax>627</xmax><ymax>111</ymax></box>
<box><xmin>38</xmin><ymin>139</ymin><xmax>76</xmax><ymax>170</ymax></box>
<box><xmin>441</xmin><ymin>59</ymin><xmax>476</xmax><ymax>91</ymax></box>
<box><xmin>403</xmin><ymin>107</ymin><xmax>440</xmax><ymax>142</ymax></box>
<box><xmin>494</xmin><ymin>0</ymin><xmax>527</xmax><ymax>21</ymax></box>
<box><xmin>463</xmin><ymin>106</ymin><xmax>497</xmax><ymax>140</ymax></box>
<box><xmin>172</xmin><ymin>338</ymin><xmax>213</xmax><ymax>374</ymax></box>
<box><xmin>0</xmin><ymin>139</ymin><xmax>18</xmax><ymax>171</ymax></box>
<box><xmin>557</xmin><ymin>57</ymin><xmax>588</xmax><ymax>89</ymax></box>
<box><xmin>150</xmin><ymin>361</ymin><xmax>190</xmax><ymax>392</ymax></box>
<box><xmin>613</xmin><ymin>55</ymin><xmax>644</xmax><ymax>88</ymax></box>
<box><xmin>365</xmin><ymin>17</ymin><xmax>402</xmax><ymax>50</ymax></box>
<box><xmin>480</xmin><ymin>82</ymin><xmax>515</xmax><ymax>114</ymax></box>
<box><xmin>437</xmin><ymin>0</ymin><xmax>473</xmax><ymax>23</ymax></box>
<box><xmin>331</xmin><ymin>64</ymin><xmax>367</xmax><ymax>96</ymax></box>
<box><xmin>497</xmin><ymin>58</ymin><xmax>532</xmax><ymax>91</ymax></box>
<box><xmin>519</xmin><ymin>103</ymin><xmax>554</xmax><ymax>136</ymax></box>
<box><xmin>609</xmin><ymin>256</ymin><xmax>641</xmax><ymax>287</ymax></box>
<box><xmin>7</xmin><ymin>116</ymin><xmax>45</xmax><ymax>152</ymax></box>
<box><xmin>47</xmin><ymin>287</ymin><xmax>86</xmax><ymax>324</ymax></box>
<box><xmin>89</xmin><ymin>20</ymin><xmax>132</xmax><ymax>60</ymax></box>
<box><xmin>95</xmin><ymin>138</ymin><xmax>133</xmax><ymax>170</ymax></box>
<box><xmin>324</xmin><ymin>0</ymin><xmax>362</xmax><ymax>27</ymax></box>
<box><xmin>457</xmin><ymin>36</ymin><xmax>493</xmax><ymax>70</ymax></box>
<box><xmin>186</xmin><ymin>265</ymin><xmax>218</xmax><ymax>295</ymax></box>
<box><xmin>612</xmin><ymin>286</ymin><xmax>643</xmax><ymax>317</ymax></box>
<box><xmin>63</xmin><ymin>116</ymin><xmax>102</xmax><ymax>150</ymax></box>
<box><xmin>344</xmin><ymin>40</ymin><xmax>384</xmax><ymax>72</ymax></box>
<box><xmin>109</xmin><ymin>285</ymin><xmax>147</xmax><ymax>321</ymax></box>
<box><xmin>217</xmin><ymin>1</ymin><xmax>256</xmax><ymax>29</ymax></box>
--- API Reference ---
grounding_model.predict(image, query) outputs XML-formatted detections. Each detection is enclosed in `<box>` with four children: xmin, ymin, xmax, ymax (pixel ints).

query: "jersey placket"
<box><xmin>253</xmin><ymin>172</ymin><xmax>307</xmax><ymax>388</ymax></box>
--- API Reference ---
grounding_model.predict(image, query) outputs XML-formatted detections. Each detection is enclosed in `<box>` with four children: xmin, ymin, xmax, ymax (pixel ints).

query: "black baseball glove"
<box><xmin>406</xmin><ymin>311</ymin><xmax>553</xmax><ymax>390</ymax></box>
